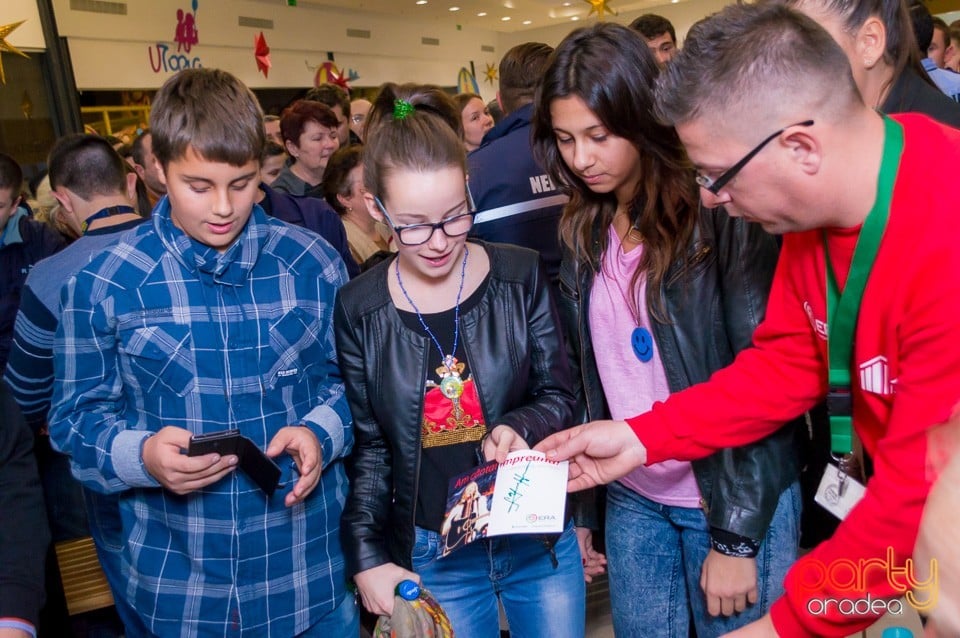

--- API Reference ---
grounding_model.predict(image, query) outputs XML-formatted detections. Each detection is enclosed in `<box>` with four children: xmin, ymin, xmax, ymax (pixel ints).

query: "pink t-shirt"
<box><xmin>587</xmin><ymin>226</ymin><xmax>701</xmax><ymax>507</ymax></box>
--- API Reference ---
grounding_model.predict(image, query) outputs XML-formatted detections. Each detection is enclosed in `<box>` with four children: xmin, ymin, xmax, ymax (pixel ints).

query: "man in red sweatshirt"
<box><xmin>537</xmin><ymin>4</ymin><xmax>960</xmax><ymax>637</ymax></box>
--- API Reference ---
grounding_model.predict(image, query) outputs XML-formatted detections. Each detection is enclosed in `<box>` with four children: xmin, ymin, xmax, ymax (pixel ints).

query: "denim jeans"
<box><xmin>297</xmin><ymin>592</ymin><xmax>359</xmax><ymax>637</ymax></box>
<box><xmin>606</xmin><ymin>480</ymin><xmax>801</xmax><ymax>638</ymax></box>
<box><xmin>411</xmin><ymin>521</ymin><xmax>586</xmax><ymax>638</ymax></box>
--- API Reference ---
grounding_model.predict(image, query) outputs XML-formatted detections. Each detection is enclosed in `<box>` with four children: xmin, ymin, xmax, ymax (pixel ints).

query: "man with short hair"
<box><xmin>928</xmin><ymin>16</ymin><xmax>953</xmax><ymax>68</ymax></box>
<box><xmin>0</xmin><ymin>153</ymin><xmax>66</xmax><ymax>374</ymax></box>
<box><xmin>131</xmin><ymin>130</ymin><xmax>167</xmax><ymax>209</ymax></box>
<box><xmin>7</xmin><ymin>135</ymin><xmax>144</xmax><ymax>431</ymax></box>
<box><xmin>468</xmin><ymin>42</ymin><xmax>566</xmax><ymax>286</ymax></box>
<box><xmin>305</xmin><ymin>84</ymin><xmax>360</xmax><ymax>146</ymax></box>
<box><xmin>264</xmin><ymin>114</ymin><xmax>282</xmax><ymax>145</ymax></box>
<box><xmin>537</xmin><ymin>4</ymin><xmax>960</xmax><ymax>636</ymax></box>
<box><xmin>910</xmin><ymin>4</ymin><xmax>960</xmax><ymax>101</ymax></box>
<box><xmin>630</xmin><ymin>14</ymin><xmax>678</xmax><ymax>69</ymax></box>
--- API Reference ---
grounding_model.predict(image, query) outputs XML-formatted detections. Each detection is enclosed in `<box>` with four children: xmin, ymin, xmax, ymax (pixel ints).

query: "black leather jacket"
<box><xmin>558</xmin><ymin>206</ymin><xmax>799</xmax><ymax>542</ymax></box>
<box><xmin>335</xmin><ymin>242</ymin><xmax>575</xmax><ymax>575</ymax></box>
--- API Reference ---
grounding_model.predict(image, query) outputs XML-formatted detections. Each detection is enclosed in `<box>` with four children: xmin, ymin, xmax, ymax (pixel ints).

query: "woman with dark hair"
<box><xmin>531</xmin><ymin>23</ymin><xmax>801</xmax><ymax>637</ymax></box>
<box><xmin>322</xmin><ymin>145</ymin><xmax>393</xmax><ymax>264</ymax></box>
<box><xmin>272</xmin><ymin>100</ymin><xmax>341</xmax><ymax>197</ymax></box>
<box><xmin>454</xmin><ymin>93</ymin><xmax>494</xmax><ymax>152</ymax></box>
<box><xmin>336</xmin><ymin>82</ymin><xmax>585</xmax><ymax>638</ymax></box>
<box><xmin>777</xmin><ymin>0</ymin><xmax>960</xmax><ymax>126</ymax></box>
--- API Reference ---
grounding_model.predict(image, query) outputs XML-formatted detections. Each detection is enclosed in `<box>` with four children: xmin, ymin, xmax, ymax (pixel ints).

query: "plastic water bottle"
<box><xmin>396</xmin><ymin>579</ymin><xmax>421</xmax><ymax>601</ymax></box>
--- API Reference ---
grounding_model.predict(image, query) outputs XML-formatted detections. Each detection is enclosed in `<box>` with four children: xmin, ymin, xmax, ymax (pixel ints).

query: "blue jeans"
<box><xmin>412</xmin><ymin>521</ymin><xmax>586</xmax><ymax>638</ymax></box>
<box><xmin>297</xmin><ymin>592</ymin><xmax>359</xmax><ymax>637</ymax></box>
<box><xmin>606</xmin><ymin>480</ymin><xmax>801</xmax><ymax>638</ymax></box>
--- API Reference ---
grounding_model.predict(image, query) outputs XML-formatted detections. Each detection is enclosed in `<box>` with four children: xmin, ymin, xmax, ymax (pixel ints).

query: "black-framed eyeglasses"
<box><xmin>374</xmin><ymin>187</ymin><xmax>477</xmax><ymax>246</ymax></box>
<box><xmin>695</xmin><ymin>120</ymin><xmax>815</xmax><ymax>195</ymax></box>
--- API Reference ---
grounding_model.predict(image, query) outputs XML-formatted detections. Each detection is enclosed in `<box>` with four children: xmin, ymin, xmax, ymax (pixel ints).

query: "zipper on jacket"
<box><xmin>410</xmin><ymin>338</ymin><xmax>428</xmax><ymax>536</ymax></box>
<box><xmin>575</xmin><ymin>265</ymin><xmax>593</xmax><ymax>421</ymax></box>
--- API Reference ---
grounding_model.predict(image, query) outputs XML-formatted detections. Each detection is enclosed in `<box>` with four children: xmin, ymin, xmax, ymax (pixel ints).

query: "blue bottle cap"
<box><xmin>396</xmin><ymin>579</ymin><xmax>420</xmax><ymax>601</ymax></box>
<box><xmin>881</xmin><ymin>628</ymin><xmax>913</xmax><ymax>638</ymax></box>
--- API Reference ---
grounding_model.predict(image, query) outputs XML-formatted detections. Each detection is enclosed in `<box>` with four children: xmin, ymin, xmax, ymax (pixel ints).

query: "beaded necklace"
<box><xmin>395</xmin><ymin>246</ymin><xmax>470</xmax><ymax>399</ymax></box>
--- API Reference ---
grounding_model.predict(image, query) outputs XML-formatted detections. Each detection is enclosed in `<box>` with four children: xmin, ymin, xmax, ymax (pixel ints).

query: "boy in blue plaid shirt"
<box><xmin>48</xmin><ymin>68</ymin><xmax>358</xmax><ymax>637</ymax></box>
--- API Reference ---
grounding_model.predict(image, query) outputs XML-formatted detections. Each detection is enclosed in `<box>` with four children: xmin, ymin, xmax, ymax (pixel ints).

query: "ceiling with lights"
<box><xmin>282</xmin><ymin>0</ymin><xmax>675</xmax><ymax>32</ymax></box>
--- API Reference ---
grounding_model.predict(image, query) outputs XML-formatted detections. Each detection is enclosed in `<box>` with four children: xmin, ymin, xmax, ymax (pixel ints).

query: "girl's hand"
<box><xmin>353</xmin><ymin>563</ymin><xmax>421</xmax><ymax>617</ymax></box>
<box><xmin>482</xmin><ymin>425</ymin><xmax>529</xmax><ymax>463</ymax></box>
<box><xmin>576</xmin><ymin>526</ymin><xmax>607</xmax><ymax>583</ymax></box>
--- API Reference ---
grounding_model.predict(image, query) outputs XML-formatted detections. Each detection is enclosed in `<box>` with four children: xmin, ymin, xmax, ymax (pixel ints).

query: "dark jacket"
<box><xmin>0</xmin><ymin>381</ymin><xmax>50</xmax><ymax>628</ymax></box>
<box><xmin>558</xmin><ymin>207</ymin><xmax>799</xmax><ymax>542</ymax></box>
<box><xmin>0</xmin><ymin>208</ymin><xmax>67</xmax><ymax>372</ymax></box>
<box><xmin>468</xmin><ymin>104</ymin><xmax>567</xmax><ymax>286</ymax></box>
<box><xmin>882</xmin><ymin>68</ymin><xmax>960</xmax><ymax>129</ymax></box>
<box><xmin>335</xmin><ymin>242</ymin><xmax>574</xmax><ymax>575</ymax></box>
<box><xmin>259</xmin><ymin>184</ymin><xmax>360</xmax><ymax>278</ymax></box>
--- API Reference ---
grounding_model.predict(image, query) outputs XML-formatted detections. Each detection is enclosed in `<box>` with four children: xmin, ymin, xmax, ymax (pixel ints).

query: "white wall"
<box><xmin>51</xmin><ymin>0</ymin><xmax>501</xmax><ymax>101</ymax></box>
<box><xmin>6</xmin><ymin>0</ymin><xmax>46</xmax><ymax>50</ymax></box>
<box><xmin>496</xmin><ymin>0</ymin><xmax>727</xmax><ymax>53</ymax></box>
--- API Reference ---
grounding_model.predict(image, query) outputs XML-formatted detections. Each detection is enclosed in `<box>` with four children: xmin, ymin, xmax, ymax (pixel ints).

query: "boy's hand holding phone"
<box><xmin>143</xmin><ymin>426</ymin><xmax>239</xmax><ymax>495</ymax></box>
<box><xmin>267</xmin><ymin>426</ymin><xmax>321</xmax><ymax>507</ymax></box>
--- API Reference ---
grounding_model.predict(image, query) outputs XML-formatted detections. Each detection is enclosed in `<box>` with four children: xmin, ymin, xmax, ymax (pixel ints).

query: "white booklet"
<box><xmin>439</xmin><ymin>450</ymin><xmax>569</xmax><ymax>557</ymax></box>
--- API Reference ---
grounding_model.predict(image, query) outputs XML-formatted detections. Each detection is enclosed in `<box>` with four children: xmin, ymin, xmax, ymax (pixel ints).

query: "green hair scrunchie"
<box><xmin>393</xmin><ymin>99</ymin><xmax>415</xmax><ymax>121</ymax></box>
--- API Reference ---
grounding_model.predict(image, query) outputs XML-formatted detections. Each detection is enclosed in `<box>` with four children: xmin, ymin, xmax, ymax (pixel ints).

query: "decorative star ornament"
<box><xmin>484</xmin><ymin>63</ymin><xmax>498</xmax><ymax>85</ymax></box>
<box><xmin>0</xmin><ymin>21</ymin><xmax>31</xmax><ymax>86</ymax></box>
<box><xmin>254</xmin><ymin>31</ymin><xmax>271</xmax><ymax>78</ymax></box>
<box><xmin>583</xmin><ymin>0</ymin><xmax>617</xmax><ymax>19</ymax></box>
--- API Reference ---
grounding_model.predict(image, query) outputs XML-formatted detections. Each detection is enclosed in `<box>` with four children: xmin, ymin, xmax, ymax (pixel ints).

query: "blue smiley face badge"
<box><xmin>631</xmin><ymin>327</ymin><xmax>654</xmax><ymax>363</ymax></box>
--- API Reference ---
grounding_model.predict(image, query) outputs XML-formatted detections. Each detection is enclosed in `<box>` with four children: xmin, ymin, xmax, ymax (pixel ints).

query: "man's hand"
<box><xmin>353</xmin><ymin>563</ymin><xmax>421</xmax><ymax>617</ymax></box>
<box><xmin>701</xmin><ymin>550</ymin><xmax>758</xmax><ymax>616</ymax></box>
<box><xmin>142</xmin><ymin>426</ymin><xmax>238</xmax><ymax>494</ymax></box>
<box><xmin>721</xmin><ymin>613</ymin><xmax>777</xmax><ymax>637</ymax></box>
<box><xmin>576</xmin><ymin>527</ymin><xmax>607</xmax><ymax>583</ymax></box>
<box><xmin>534</xmin><ymin>420</ymin><xmax>647</xmax><ymax>491</ymax></box>
<box><xmin>267</xmin><ymin>426</ymin><xmax>321</xmax><ymax>507</ymax></box>
<box><xmin>482</xmin><ymin>425</ymin><xmax>529</xmax><ymax>463</ymax></box>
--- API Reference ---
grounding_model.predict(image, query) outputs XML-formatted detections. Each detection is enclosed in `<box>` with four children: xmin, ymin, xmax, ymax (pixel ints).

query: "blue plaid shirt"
<box><xmin>49</xmin><ymin>198</ymin><xmax>352</xmax><ymax>637</ymax></box>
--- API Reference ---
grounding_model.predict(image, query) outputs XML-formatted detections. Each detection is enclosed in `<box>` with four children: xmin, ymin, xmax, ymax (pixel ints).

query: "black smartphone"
<box><xmin>238</xmin><ymin>437</ymin><xmax>282</xmax><ymax>497</ymax></box>
<box><xmin>187</xmin><ymin>429</ymin><xmax>242</xmax><ymax>457</ymax></box>
<box><xmin>186</xmin><ymin>429</ymin><xmax>281</xmax><ymax>497</ymax></box>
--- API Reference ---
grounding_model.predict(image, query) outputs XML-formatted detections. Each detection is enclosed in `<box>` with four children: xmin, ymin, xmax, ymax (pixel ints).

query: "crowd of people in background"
<box><xmin>2</xmin><ymin>2</ymin><xmax>960</xmax><ymax>637</ymax></box>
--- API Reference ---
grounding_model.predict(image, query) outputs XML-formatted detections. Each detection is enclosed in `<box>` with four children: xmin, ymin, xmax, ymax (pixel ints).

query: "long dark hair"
<box><xmin>779</xmin><ymin>0</ymin><xmax>935</xmax><ymax>96</ymax></box>
<box><xmin>531</xmin><ymin>22</ymin><xmax>698</xmax><ymax>320</ymax></box>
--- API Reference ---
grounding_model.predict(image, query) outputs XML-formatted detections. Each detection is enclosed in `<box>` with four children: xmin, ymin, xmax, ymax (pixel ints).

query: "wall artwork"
<box><xmin>150</xmin><ymin>1</ymin><xmax>202</xmax><ymax>74</ymax></box>
<box><xmin>0</xmin><ymin>20</ymin><xmax>30</xmax><ymax>86</ymax></box>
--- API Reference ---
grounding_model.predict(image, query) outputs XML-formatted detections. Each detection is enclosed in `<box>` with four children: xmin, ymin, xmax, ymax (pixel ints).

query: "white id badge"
<box><xmin>814</xmin><ymin>463</ymin><xmax>866</xmax><ymax>520</ymax></box>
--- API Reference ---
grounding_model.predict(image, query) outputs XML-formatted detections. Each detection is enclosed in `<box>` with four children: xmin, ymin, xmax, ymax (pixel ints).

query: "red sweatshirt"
<box><xmin>628</xmin><ymin>114</ymin><xmax>960</xmax><ymax>637</ymax></box>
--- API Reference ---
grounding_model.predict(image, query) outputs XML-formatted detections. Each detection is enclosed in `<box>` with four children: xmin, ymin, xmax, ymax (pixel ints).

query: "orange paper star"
<box><xmin>0</xmin><ymin>20</ymin><xmax>31</xmax><ymax>86</ymax></box>
<box><xmin>583</xmin><ymin>0</ymin><xmax>617</xmax><ymax>19</ymax></box>
<box><xmin>484</xmin><ymin>63</ymin><xmax>498</xmax><ymax>85</ymax></box>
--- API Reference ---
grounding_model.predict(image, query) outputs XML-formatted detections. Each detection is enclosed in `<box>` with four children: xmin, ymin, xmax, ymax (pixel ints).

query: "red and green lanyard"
<box><xmin>824</xmin><ymin>116</ymin><xmax>903</xmax><ymax>459</ymax></box>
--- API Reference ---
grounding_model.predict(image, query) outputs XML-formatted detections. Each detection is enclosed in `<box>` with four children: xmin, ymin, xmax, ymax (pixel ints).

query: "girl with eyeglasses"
<box><xmin>334</xmin><ymin>83</ymin><xmax>585</xmax><ymax>638</ymax></box>
<box><xmin>531</xmin><ymin>23</ymin><xmax>802</xmax><ymax>637</ymax></box>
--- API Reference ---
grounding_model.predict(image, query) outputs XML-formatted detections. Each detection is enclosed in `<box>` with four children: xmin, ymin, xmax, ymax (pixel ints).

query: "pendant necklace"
<box><xmin>396</xmin><ymin>246</ymin><xmax>470</xmax><ymax>399</ymax></box>
<box><xmin>603</xmin><ymin>219</ymin><xmax>654</xmax><ymax>364</ymax></box>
